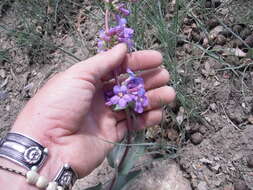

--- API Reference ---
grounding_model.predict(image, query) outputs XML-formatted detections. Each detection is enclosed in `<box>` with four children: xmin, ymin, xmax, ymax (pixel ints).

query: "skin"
<box><xmin>0</xmin><ymin>44</ymin><xmax>175</xmax><ymax>189</ymax></box>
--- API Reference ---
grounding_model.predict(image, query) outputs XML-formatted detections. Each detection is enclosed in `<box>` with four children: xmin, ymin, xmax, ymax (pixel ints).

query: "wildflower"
<box><xmin>105</xmin><ymin>69</ymin><xmax>148</xmax><ymax>113</ymax></box>
<box><xmin>106</xmin><ymin>85</ymin><xmax>133</xmax><ymax>109</ymax></box>
<box><xmin>97</xmin><ymin>15</ymin><xmax>134</xmax><ymax>52</ymax></box>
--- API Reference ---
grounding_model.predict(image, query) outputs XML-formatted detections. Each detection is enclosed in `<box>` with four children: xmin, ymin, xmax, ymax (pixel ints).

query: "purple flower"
<box><xmin>116</xmin><ymin>4</ymin><xmax>131</xmax><ymax>16</ymax></box>
<box><xmin>97</xmin><ymin>15</ymin><xmax>134</xmax><ymax>51</ymax></box>
<box><xmin>106</xmin><ymin>85</ymin><xmax>132</xmax><ymax>109</ymax></box>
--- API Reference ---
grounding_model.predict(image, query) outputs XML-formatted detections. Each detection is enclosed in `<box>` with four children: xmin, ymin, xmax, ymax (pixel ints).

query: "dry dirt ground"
<box><xmin>1</xmin><ymin>1</ymin><xmax>253</xmax><ymax>190</ymax></box>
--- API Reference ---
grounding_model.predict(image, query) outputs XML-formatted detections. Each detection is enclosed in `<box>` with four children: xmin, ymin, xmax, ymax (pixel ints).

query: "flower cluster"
<box><xmin>98</xmin><ymin>16</ymin><xmax>134</xmax><ymax>52</ymax></box>
<box><xmin>97</xmin><ymin>1</ymin><xmax>135</xmax><ymax>52</ymax></box>
<box><xmin>100</xmin><ymin>0</ymin><xmax>148</xmax><ymax>113</ymax></box>
<box><xmin>105</xmin><ymin>69</ymin><xmax>148</xmax><ymax>113</ymax></box>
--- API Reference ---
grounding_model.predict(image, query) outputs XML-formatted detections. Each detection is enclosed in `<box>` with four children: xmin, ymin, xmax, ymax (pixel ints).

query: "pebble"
<box><xmin>200</xmin><ymin>158</ymin><xmax>212</xmax><ymax>165</ymax></box>
<box><xmin>216</xmin><ymin>35</ymin><xmax>226</xmax><ymax>45</ymax></box>
<box><xmin>245</xmin><ymin>34</ymin><xmax>253</xmax><ymax>48</ymax></box>
<box><xmin>199</xmin><ymin>126</ymin><xmax>206</xmax><ymax>134</ymax></box>
<box><xmin>234</xmin><ymin>180</ymin><xmax>248</xmax><ymax>190</ymax></box>
<box><xmin>233</xmin><ymin>24</ymin><xmax>243</xmax><ymax>34</ymax></box>
<box><xmin>246</xmin><ymin>154</ymin><xmax>253</xmax><ymax>168</ymax></box>
<box><xmin>0</xmin><ymin>91</ymin><xmax>8</xmax><ymax>100</ymax></box>
<box><xmin>166</xmin><ymin>128</ymin><xmax>178</xmax><ymax>141</ymax></box>
<box><xmin>210</xmin><ymin>103</ymin><xmax>217</xmax><ymax>111</ymax></box>
<box><xmin>197</xmin><ymin>181</ymin><xmax>208</xmax><ymax>190</ymax></box>
<box><xmin>0</xmin><ymin>69</ymin><xmax>5</xmax><ymax>78</ymax></box>
<box><xmin>240</xmin><ymin>28</ymin><xmax>251</xmax><ymax>40</ymax></box>
<box><xmin>191</xmin><ymin>133</ymin><xmax>203</xmax><ymax>145</ymax></box>
<box><xmin>206</xmin><ymin>18</ymin><xmax>219</xmax><ymax>30</ymax></box>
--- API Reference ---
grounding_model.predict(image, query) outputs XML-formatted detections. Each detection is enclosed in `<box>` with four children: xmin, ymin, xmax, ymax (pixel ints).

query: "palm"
<box><xmin>11</xmin><ymin>45</ymin><xmax>175</xmax><ymax>178</ymax></box>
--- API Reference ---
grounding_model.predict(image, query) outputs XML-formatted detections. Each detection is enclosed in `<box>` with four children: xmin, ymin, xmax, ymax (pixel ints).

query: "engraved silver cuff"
<box><xmin>54</xmin><ymin>163</ymin><xmax>78</xmax><ymax>190</ymax></box>
<box><xmin>0</xmin><ymin>132</ymin><xmax>48</xmax><ymax>170</ymax></box>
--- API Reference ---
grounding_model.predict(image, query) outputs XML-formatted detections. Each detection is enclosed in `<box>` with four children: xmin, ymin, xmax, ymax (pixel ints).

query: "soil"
<box><xmin>1</xmin><ymin>0</ymin><xmax>253</xmax><ymax>190</ymax></box>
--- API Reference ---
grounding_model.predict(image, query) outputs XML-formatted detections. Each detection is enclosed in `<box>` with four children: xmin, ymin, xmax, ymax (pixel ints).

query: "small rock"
<box><xmin>166</xmin><ymin>128</ymin><xmax>178</xmax><ymax>141</ymax></box>
<box><xmin>209</xmin><ymin>25</ymin><xmax>224</xmax><ymax>40</ymax></box>
<box><xmin>191</xmin><ymin>133</ymin><xmax>203</xmax><ymax>145</ymax></box>
<box><xmin>0</xmin><ymin>69</ymin><xmax>5</xmax><ymax>78</ymax></box>
<box><xmin>191</xmin><ymin>31</ymin><xmax>203</xmax><ymax>43</ymax></box>
<box><xmin>206</xmin><ymin>18</ymin><xmax>219</xmax><ymax>30</ymax></box>
<box><xmin>191</xmin><ymin>124</ymin><xmax>200</xmax><ymax>133</ymax></box>
<box><xmin>225</xmin><ymin>55</ymin><xmax>240</xmax><ymax>66</ymax></box>
<box><xmin>210</xmin><ymin>103</ymin><xmax>217</xmax><ymax>111</ymax></box>
<box><xmin>233</xmin><ymin>24</ymin><xmax>243</xmax><ymax>34</ymax></box>
<box><xmin>183</xmin><ymin>44</ymin><xmax>192</xmax><ymax>54</ymax></box>
<box><xmin>216</xmin><ymin>35</ymin><xmax>226</xmax><ymax>45</ymax></box>
<box><xmin>194</xmin><ymin>78</ymin><xmax>201</xmax><ymax>84</ymax></box>
<box><xmin>224</xmin><ymin>184</ymin><xmax>234</xmax><ymax>190</ymax></box>
<box><xmin>199</xmin><ymin>126</ymin><xmax>206</xmax><ymax>134</ymax></box>
<box><xmin>248</xmin><ymin>116</ymin><xmax>253</xmax><ymax>124</ymax></box>
<box><xmin>5</xmin><ymin>105</ymin><xmax>10</xmax><ymax>111</ymax></box>
<box><xmin>211</xmin><ymin>164</ymin><xmax>221</xmax><ymax>173</ymax></box>
<box><xmin>197</xmin><ymin>181</ymin><xmax>208</xmax><ymax>190</ymax></box>
<box><xmin>234</xmin><ymin>180</ymin><xmax>248</xmax><ymax>190</ymax></box>
<box><xmin>213</xmin><ymin>81</ymin><xmax>221</xmax><ymax>87</ymax></box>
<box><xmin>220</xmin><ymin>30</ymin><xmax>232</xmax><ymax>38</ymax></box>
<box><xmin>246</xmin><ymin>154</ymin><xmax>253</xmax><ymax>168</ymax></box>
<box><xmin>245</xmin><ymin>34</ymin><xmax>253</xmax><ymax>48</ymax></box>
<box><xmin>0</xmin><ymin>91</ymin><xmax>8</xmax><ymax>100</ymax></box>
<box><xmin>212</xmin><ymin>0</ymin><xmax>221</xmax><ymax>8</ymax></box>
<box><xmin>200</xmin><ymin>158</ymin><xmax>212</xmax><ymax>165</ymax></box>
<box><xmin>231</xmin><ymin>39</ymin><xmax>243</xmax><ymax>48</ymax></box>
<box><xmin>240</xmin><ymin>28</ymin><xmax>251</xmax><ymax>40</ymax></box>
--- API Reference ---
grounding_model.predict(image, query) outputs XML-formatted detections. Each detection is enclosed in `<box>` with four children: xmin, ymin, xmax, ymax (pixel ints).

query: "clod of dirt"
<box><xmin>234</xmin><ymin>180</ymin><xmax>249</xmax><ymax>190</ymax></box>
<box><xmin>166</xmin><ymin>128</ymin><xmax>178</xmax><ymax>141</ymax></box>
<box><xmin>197</xmin><ymin>181</ymin><xmax>208</xmax><ymax>190</ymax></box>
<box><xmin>199</xmin><ymin>126</ymin><xmax>206</xmax><ymax>135</ymax></box>
<box><xmin>233</xmin><ymin>24</ymin><xmax>244</xmax><ymax>34</ymax></box>
<box><xmin>225</xmin><ymin>55</ymin><xmax>240</xmax><ymax>66</ymax></box>
<box><xmin>246</xmin><ymin>154</ymin><xmax>253</xmax><ymax>168</ymax></box>
<box><xmin>245</xmin><ymin>34</ymin><xmax>253</xmax><ymax>48</ymax></box>
<box><xmin>231</xmin><ymin>39</ymin><xmax>243</xmax><ymax>48</ymax></box>
<box><xmin>0</xmin><ymin>91</ymin><xmax>8</xmax><ymax>100</ymax></box>
<box><xmin>248</xmin><ymin>116</ymin><xmax>253</xmax><ymax>124</ymax></box>
<box><xmin>210</xmin><ymin>103</ymin><xmax>217</xmax><ymax>111</ymax></box>
<box><xmin>215</xmin><ymin>34</ymin><xmax>226</xmax><ymax>45</ymax></box>
<box><xmin>0</xmin><ymin>69</ymin><xmax>6</xmax><ymax>78</ymax></box>
<box><xmin>209</xmin><ymin>25</ymin><xmax>224</xmax><ymax>40</ymax></box>
<box><xmin>190</xmin><ymin>132</ymin><xmax>203</xmax><ymax>145</ymax></box>
<box><xmin>240</xmin><ymin>28</ymin><xmax>251</xmax><ymax>40</ymax></box>
<box><xmin>206</xmin><ymin>18</ymin><xmax>219</xmax><ymax>30</ymax></box>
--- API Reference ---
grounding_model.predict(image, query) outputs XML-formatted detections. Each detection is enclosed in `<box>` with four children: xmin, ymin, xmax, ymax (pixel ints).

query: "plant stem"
<box><xmin>108</xmin><ymin>109</ymin><xmax>132</xmax><ymax>190</ymax></box>
<box><xmin>105</xmin><ymin>9</ymin><xmax>109</xmax><ymax>33</ymax></box>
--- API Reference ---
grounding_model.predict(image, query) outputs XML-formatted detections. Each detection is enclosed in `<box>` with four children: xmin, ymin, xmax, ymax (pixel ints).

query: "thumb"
<box><xmin>67</xmin><ymin>43</ymin><xmax>128</xmax><ymax>81</ymax></box>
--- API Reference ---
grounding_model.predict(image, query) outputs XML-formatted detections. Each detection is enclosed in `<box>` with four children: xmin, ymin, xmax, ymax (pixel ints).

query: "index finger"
<box><xmin>103</xmin><ymin>50</ymin><xmax>163</xmax><ymax>81</ymax></box>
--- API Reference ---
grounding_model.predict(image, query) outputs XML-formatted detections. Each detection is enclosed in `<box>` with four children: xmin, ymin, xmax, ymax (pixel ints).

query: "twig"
<box><xmin>220</xmin><ymin>103</ymin><xmax>241</xmax><ymax>130</ymax></box>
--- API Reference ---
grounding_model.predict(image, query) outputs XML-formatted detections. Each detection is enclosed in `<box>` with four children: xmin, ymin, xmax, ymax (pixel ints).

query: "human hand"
<box><xmin>9</xmin><ymin>44</ymin><xmax>175</xmax><ymax>179</ymax></box>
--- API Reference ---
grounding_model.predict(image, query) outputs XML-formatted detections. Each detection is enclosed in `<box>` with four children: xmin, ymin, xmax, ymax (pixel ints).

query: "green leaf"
<box><xmin>82</xmin><ymin>183</ymin><xmax>102</xmax><ymax>190</ymax></box>
<box><xmin>107</xmin><ymin>143</ymin><xmax>126</xmax><ymax>168</ymax></box>
<box><xmin>118</xmin><ymin>130</ymin><xmax>145</xmax><ymax>175</ymax></box>
<box><xmin>112</xmin><ymin>170</ymin><xmax>141</xmax><ymax>190</ymax></box>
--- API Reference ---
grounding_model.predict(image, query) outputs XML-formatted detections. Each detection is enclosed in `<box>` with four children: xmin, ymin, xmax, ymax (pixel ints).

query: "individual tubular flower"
<box><xmin>116</xmin><ymin>3</ymin><xmax>130</xmax><ymax>16</ymax></box>
<box><xmin>106</xmin><ymin>85</ymin><xmax>133</xmax><ymax>109</ymax></box>
<box><xmin>97</xmin><ymin>15</ymin><xmax>134</xmax><ymax>52</ymax></box>
<box><xmin>105</xmin><ymin>69</ymin><xmax>149</xmax><ymax>113</ymax></box>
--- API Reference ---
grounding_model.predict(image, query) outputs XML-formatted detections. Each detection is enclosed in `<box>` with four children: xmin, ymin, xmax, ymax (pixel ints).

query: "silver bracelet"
<box><xmin>0</xmin><ymin>132</ymin><xmax>48</xmax><ymax>170</ymax></box>
<box><xmin>54</xmin><ymin>164</ymin><xmax>78</xmax><ymax>190</ymax></box>
<box><xmin>0</xmin><ymin>133</ymin><xmax>78</xmax><ymax>189</ymax></box>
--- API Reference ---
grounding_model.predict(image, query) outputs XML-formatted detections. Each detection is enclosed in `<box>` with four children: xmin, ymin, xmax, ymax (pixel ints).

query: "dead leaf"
<box><xmin>222</xmin><ymin>48</ymin><xmax>246</xmax><ymax>57</ymax></box>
